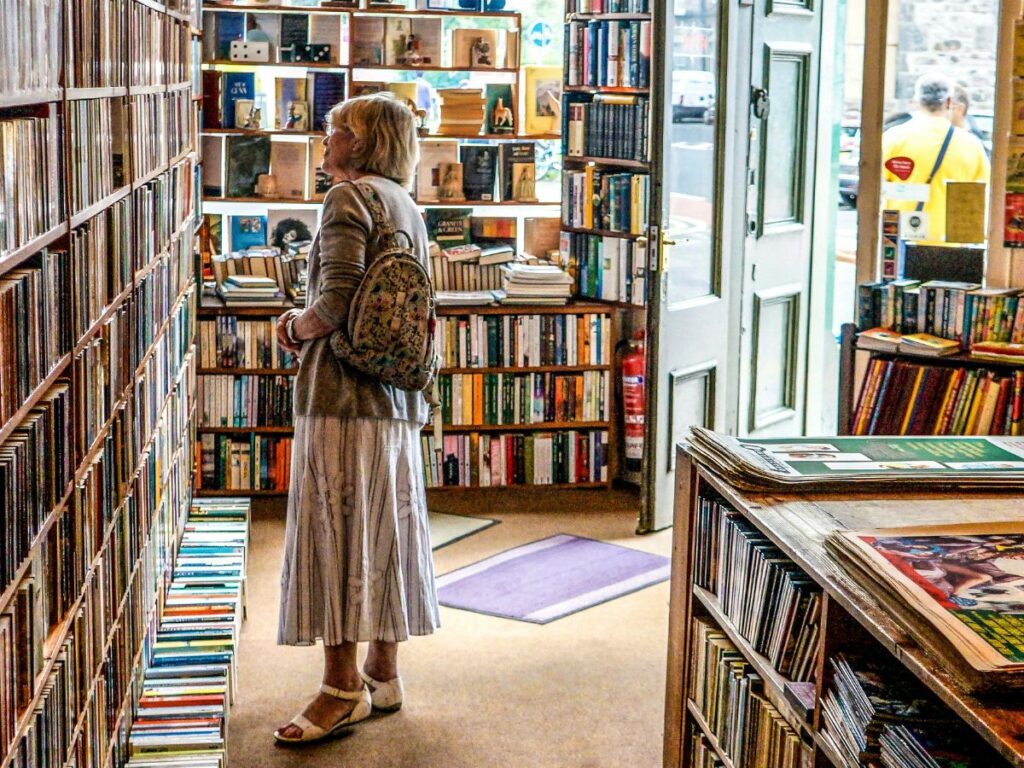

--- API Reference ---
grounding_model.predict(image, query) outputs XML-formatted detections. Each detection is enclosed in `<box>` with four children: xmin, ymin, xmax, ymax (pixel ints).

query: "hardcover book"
<box><xmin>222</xmin><ymin>72</ymin><xmax>255</xmax><ymax>130</ymax></box>
<box><xmin>437</xmin><ymin>162</ymin><xmax>465</xmax><ymax>201</ymax></box>
<box><xmin>279</xmin><ymin>13</ymin><xmax>309</xmax><ymax>61</ymax></box>
<box><xmin>351</xmin><ymin>17</ymin><xmax>385</xmax><ymax>65</ymax></box>
<box><xmin>270</xmin><ymin>142</ymin><xmax>308</xmax><ymax>199</ymax></box>
<box><xmin>498</xmin><ymin>143</ymin><xmax>534</xmax><ymax>201</ymax></box>
<box><xmin>202</xmin><ymin>71</ymin><xmax>222</xmax><ymax>129</ymax></box>
<box><xmin>229</xmin><ymin>216</ymin><xmax>268</xmax><ymax>251</ymax></box>
<box><xmin>417</xmin><ymin>140</ymin><xmax>459</xmax><ymax>202</ymax></box>
<box><xmin>215</xmin><ymin>12</ymin><xmax>245</xmax><ymax>59</ymax></box>
<box><xmin>307</xmin><ymin>72</ymin><xmax>346</xmax><ymax>133</ymax></box>
<box><xmin>460</xmin><ymin>145</ymin><xmax>498</xmax><ymax>201</ymax></box>
<box><xmin>524</xmin><ymin>66</ymin><xmax>562</xmax><ymax>135</ymax></box>
<box><xmin>225</xmin><ymin>135</ymin><xmax>271</xmax><ymax>198</ymax></box>
<box><xmin>426</xmin><ymin>208</ymin><xmax>472</xmax><ymax>246</ymax></box>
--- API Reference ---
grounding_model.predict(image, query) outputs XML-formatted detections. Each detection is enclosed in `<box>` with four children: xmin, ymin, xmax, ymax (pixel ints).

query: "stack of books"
<box><xmin>125</xmin><ymin>499</ymin><xmax>250</xmax><ymax>768</ymax></box>
<box><xmin>430</xmin><ymin>241</ymin><xmax>516</xmax><ymax>292</ymax></box>
<box><xmin>210</xmin><ymin>247</ymin><xmax>308</xmax><ymax>305</ymax></box>
<box><xmin>437</xmin><ymin>89</ymin><xmax>487</xmax><ymax>135</ymax></box>
<box><xmin>216</xmin><ymin>275</ymin><xmax>286</xmax><ymax>307</ymax></box>
<box><xmin>500</xmin><ymin>263</ymin><xmax>574</xmax><ymax>305</ymax></box>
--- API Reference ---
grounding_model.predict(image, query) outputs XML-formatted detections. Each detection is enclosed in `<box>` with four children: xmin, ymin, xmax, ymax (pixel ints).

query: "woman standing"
<box><xmin>273</xmin><ymin>92</ymin><xmax>439</xmax><ymax>743</ymax></box>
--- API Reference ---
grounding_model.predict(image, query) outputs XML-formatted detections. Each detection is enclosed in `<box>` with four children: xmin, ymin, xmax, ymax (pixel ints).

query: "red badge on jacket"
<box><xmin>885</xmin><ymin>156</ymin><xmax>915</xmax><ymax>181</ymax></box>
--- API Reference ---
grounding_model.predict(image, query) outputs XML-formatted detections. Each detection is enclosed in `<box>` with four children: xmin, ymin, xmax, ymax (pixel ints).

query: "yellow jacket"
<box><xmin>881</xmin><ymin>113</ymin><xmax>990</xmax><ymax>242</ymax></box>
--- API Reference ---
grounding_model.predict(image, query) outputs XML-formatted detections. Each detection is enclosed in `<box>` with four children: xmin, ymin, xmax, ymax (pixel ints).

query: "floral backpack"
<box><xmin>329</xmin><ymin>180</ymin><xmax>438</xmax><ymax>393</ymax></box>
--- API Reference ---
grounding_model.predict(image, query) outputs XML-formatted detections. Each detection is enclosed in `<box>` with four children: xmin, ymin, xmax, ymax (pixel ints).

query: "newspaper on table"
<box><xmin>686</xmin><ymin>427</ymin><xmax>1024</xmax><ymax>491</ymax></box>
<box><xmin>826</xmin><ymin>522</ymin><xmax>1024</xmax><ymax>692</ymax></box>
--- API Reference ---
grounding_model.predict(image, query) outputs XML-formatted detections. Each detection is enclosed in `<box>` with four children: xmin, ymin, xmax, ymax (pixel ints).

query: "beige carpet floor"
<box><xmin>228</xmin><ymin>490</ymin><xmax>670</xmax><ymax>768</ymax></box>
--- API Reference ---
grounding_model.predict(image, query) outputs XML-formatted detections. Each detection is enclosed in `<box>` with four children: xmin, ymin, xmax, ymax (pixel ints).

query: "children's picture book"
<box><xmin>460</xmin><ymin>145</ymin><xmax>498</xmax><ymax>201</ymax></box>
<box><xmin>230</xmin><ymin>215</ymin><xmax>268</xmax><ymax>251</ymax></box>
<box><xmin>268</xmin><ymin>209</ymin><xmax>318</xmax><ymax>249</ymax></box>
<box><xmin>225</xmin><ymin>135</ymin><xmax>271</xmax><ymax>198</ymax></box>
<box><xmin>1006</xmin><ymin>193</ymin><xmax>1024</xmax><ymax>249</ymax></box>
<box><xmin>524</xmin><ymin>66</ymin><xmax>562</xmax><ymax>135</ymax></box>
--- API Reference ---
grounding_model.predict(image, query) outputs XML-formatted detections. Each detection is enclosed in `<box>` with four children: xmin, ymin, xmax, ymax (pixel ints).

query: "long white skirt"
<box><xmin>277</xmin><ymin>415</ymin><xmax>440</xmax><ymax>645</ymax></box>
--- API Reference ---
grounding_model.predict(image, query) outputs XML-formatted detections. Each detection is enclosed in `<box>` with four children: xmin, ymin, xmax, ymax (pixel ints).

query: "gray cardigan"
<box><xmin>293</xmin><ymin>176</ymin><xmax>432</xmax><ymax>424</ymax></box>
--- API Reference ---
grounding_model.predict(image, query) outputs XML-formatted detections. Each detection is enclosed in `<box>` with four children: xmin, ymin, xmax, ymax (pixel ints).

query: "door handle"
<box><xmin>658</xmin><ymin>233</ymin><xmax>676</xmax><ymax>272</ymax></box>
<box><xmin>751</xmin><ymin>87</ymin><xmax>770</xmax><ymax>119</ymax></box>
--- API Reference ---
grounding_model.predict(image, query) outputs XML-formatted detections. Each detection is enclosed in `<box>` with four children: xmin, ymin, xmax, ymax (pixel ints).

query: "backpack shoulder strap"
<box><xmin>915</xmin><ymin>125</ymin><xmax>955</xmax><ymax>213</ymax></box>
<box><xmin>340</xmin><ymin>179</ymin><xmax>412</xmax><ymax>250</ymax></box>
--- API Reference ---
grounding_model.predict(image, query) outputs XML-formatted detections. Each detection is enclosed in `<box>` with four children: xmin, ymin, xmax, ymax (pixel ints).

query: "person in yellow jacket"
<box><xmin>882</xmin><ymin>74</ymin><xmax>989</xmax><ymax>242</ymax></box>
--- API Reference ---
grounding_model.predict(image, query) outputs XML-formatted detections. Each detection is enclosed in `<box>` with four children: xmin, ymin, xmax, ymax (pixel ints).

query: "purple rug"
<box><xmin>436</xmin><ymin>534</ymin><xmax>671</xmax><ymax>624</ymax></box>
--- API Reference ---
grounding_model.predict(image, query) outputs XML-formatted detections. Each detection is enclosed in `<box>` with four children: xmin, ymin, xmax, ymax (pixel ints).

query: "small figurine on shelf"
<box><xmin>470</xmin><ymin>37</ymin><xmax>493</xmax><ymax>67</ymax></box>
<box><xmin>403</xmin><ymin>33</ymin><xmax>424</xmax><ymax>66</ymax></box>
<box><xmin>490</xmin><ymin>97</ymin><xmax>514</xmax><ymax>134</ymax></box>
<box><xmin>243</xmin><ymin>105</ymin><xmax>263</xmax><ymax>130</ymax></box>
<box><xmin>438</xmin><ymin>162</ymin><xmax>465</xmax><ymax>201</ymax></box>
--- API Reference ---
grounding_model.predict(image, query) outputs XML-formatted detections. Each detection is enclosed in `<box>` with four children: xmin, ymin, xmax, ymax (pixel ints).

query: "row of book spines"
<box><xmin>562</xmin><ymin>169</ymin><xmax>649</xmax><ymax>234</ymax></box>
<box><xmin>852</xmin><ymin>359</ymin><xmax>1024</xmax><ymax>437</ymax></box>
<box><xmin>858</xmin><ymin>281</ymin><xmax>1024</xmax><ymax>345</ymax></box>
<box><xmin>569</xmin><ymin>0</ymin><xmax>650</xmax><ymax>12</ymax></box>
<box><xmin>0</xmin><ymin>116</ymin><xmax>63</xmax><ymax>257</ymax></box>
<box><xmin>197</xmin><ymin>375</ymin><xmax>294</xmax><ymax>428</ymax></box>
<box><xmin>689</xmin><ymin>619</ymin><xmax>804</xmax><ymax>768</ymax></box>
<box><xmin>4</xmin><ymin>0</ymin><xmax>61</xmax><ymax>95</ymax></box>
<box><xmin>438</xmin><ymin>371</ymin><xmax>609</xmax><ymax>426</ymax></box>
<box><xmin>429</xmin><ymin>258</ymin><xmax>504</xmax><ymax>292</ymax></box>
<box><xmin>195</xmin><ymin>434</ymin><xmax>292</xmax><ymax>491</ymax></box>
<box><xmin>436</xmin><ymin>313</ymin><xmax>612</xmax><ymax>369</ymax></box>
<box><xmin>563</xmin><ymin>96</ymin><xmax>650</xmax><ymax>162</ymax></box>
<box><xmin>564</xmin><ymin>231</ymin><xmax>647</xmax><ymax>306</ymax></box>
<box><xmin>197</xmin><ymin>320</ymin><xmax>297</xmax><ymax>370</ymax></box>
<box><xmin>565</xmin><ymin>19</ymin><xmax>651</xmax><ymax>89</ymax></box>
<box><xmin>421</xmin><ymin>430</ymin><xmax>609</xmax><ymax>488</ymax></box>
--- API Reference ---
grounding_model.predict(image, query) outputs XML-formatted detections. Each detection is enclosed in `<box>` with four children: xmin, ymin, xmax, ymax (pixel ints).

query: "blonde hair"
<box><xmin>328</xmin><ymin>92</ymin><xmax>419</xmax><ymax>189</ymax></box>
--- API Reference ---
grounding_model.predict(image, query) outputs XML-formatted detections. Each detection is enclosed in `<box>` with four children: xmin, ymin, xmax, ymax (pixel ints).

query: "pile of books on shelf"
<box><xmin>851</xmin><ymin>356</ymin><xmax>1024</xmax><ymax>436</ymax></box>
<box><xmin>858</xmin><ymin>279</ymin><xmax>1024</xmax><ymax>355</ymax></box>
<box><xmin>826</xmin><ymin>522</ymin><xmax>1024</xmax><ymax>694</ymax></box>
<box><xmin>685</xmin><ymin>429</ymin><xmax>1024</xmax><ymax>491</ymax></box>
<box><xmin>125</xmin><ymin>499</ymin><xmax>250</xmax><ymax>768</ymax></box>
<box><xmin>429</xmin><ymin>240</ymin><xmax>516</xmax><ymax>293</ymax></box>
<box><xmin>217</xmin><ymin>275</ymin><xmax>286</xmax><ymax>307</ymax></box>
<box><xmin>438</xmin><ymin>88</ymin><xmax>488</xmax><ymax>136</ymax></box>
<box><xmin>500</xmin><ymin>263</ymin><xmax>574</xmax><ymax>305</ymax></box>
<box><xmin>209</xmin><ymin>246</ymin><xmax>307</xmax><ymax>306</ymax></box>
<box><xmin>819</xmin><ymin>653</ymin><xmax>984</xmax><ymax>768</ymax></box>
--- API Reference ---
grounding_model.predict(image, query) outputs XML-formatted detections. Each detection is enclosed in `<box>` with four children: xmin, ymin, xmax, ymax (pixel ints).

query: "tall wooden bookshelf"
<box><xmin>0</xmin><ymin>1</ymin><xmax>200</xmax><ymax>765</ymax></box>
<box><xmin>665</xmin><ymin>445</ymin><xmax>1024</xmax><ymax>768</ymax></box>
<box><xmin>193</xmin><ymin>1</ymin><xmax>616</xmax><ymax>495</ymax></box>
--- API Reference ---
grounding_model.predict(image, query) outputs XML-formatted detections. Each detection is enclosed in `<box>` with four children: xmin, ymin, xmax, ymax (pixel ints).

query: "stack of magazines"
<box><xmin>500</xmin><ymin>263</ymin><xmax>573</xmax><ymax>305</ymax></box>
<box><xmin>686</xmin><ymin>428</ymin><xmax>1024</xmax><ymax>491</ymax></box>
<box><xmin>826</xmin><ymin>523</ymin><xmax>1024</xmax><ymax>693</ymax></box>
<box><xmin>819</xmin><ymin>654</ymin><xmax>959</xmax><ymax>768</ymax></box>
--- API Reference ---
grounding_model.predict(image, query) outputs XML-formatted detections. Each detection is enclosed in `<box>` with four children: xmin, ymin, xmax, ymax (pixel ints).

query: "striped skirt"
<box><xmin>277</xmin><ymin>415</ymin><xmax>440</xmax><ymax>646</ymax></box>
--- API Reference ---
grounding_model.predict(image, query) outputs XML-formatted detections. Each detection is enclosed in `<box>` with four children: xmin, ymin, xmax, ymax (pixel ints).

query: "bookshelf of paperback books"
<box><xmin>193</xmin><ymin>1</ymin><xmax>615</xmax><ymax>494</ymax></box>
<box><xmin>0</xmin><ymin>0</ymin><xmax>202</xmax><ymax>766</ymax></box>
<box><xmin>837</xmin><ymin>279</ymin><xmax>1024</xmax><ymax>437</ymax></box>
<box><xmin>561</xmin><ymin>0</ymin><xmax>651</xmax><ymax>482</ymax></box>
<box><xmin>664</xmin><ymin>440</ymin><xmax>1024</xmax><ymax>768</ymax></box>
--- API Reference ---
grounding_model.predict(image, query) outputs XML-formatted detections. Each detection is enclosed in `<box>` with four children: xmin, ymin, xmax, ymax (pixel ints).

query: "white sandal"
<box><xmin>360</xmin><ymin>672</ymin><xmax>404</xmax><ymax>712</ymax></box>
<box><xmin>274</xmin><ymin>683</ymin><xmax>372</xmax><ymax>743</ymax></box>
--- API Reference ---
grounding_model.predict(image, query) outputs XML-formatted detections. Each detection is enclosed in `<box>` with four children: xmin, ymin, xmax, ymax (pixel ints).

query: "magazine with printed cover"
<box><xmin>826</xmin><ymin>522</ymin><xmax>1024</xmax><ymax>690</ymax></box>
<box><xmin>687</xmin><ymin>428</ymin><xmax>1024</xmax><ymax>491</ymax></box>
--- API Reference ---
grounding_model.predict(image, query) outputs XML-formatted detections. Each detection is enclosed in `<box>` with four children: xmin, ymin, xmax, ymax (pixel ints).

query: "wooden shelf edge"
<box><xmin>194</xmin><ymin>488</ymin><xmax>289</xmax><ymax>496</ymax></box>
<box><xmin>564</xmin><ymin>155</ymin><xmax>650</xmax><ymax>169</ymax></box>
<box><xmin>426</xmin><ymin>481</ymin><xmax>610</xmax><ymax>491</ymax></box>
<box><xmin>64</xmin><ymin>86</ymin><xmax>130</xmax><ymax>100</ymax></box>
<box><xmin>437</xmin><ymin>302</ymin><xmax>615</xmax><ymax>316</ymax></box>
<box><xmin>559</xmin><ymin>225</ymin><xmax>644</xmax><ymax>240</ymax></box>
<box><xmin>0</xmin><ymin>88</ymin><xmax>63</xmax><ymax>108</ymax></box>
<box><xmin>685</xmin><ymin>700</ymin><xmax>739</xmax><ymax>768</ymax></box>
<box><xmin>198</xmin><ymin>426</ymin><xmax>294</xmax><ymax>434</ymax></box>
<box><xmin>73</xmin><ymin>283</ymin><xmax>135</xmax><ymax>357</ymax></box>
<box><xmin>0</xmin><ymin>223</ymin><xmax>66</xmax><ymax>274</ymax></box>
<box><xmin>856</xmin><ymin>339</ymin><xmax>1024</xmax><ymax>368</ymax></box>
<box><xmin>432</xmin><ymin>421</ymin><xmax>610</xmax><ymax>432</ymax></box>
<box><xmin>70</xmin><ymin>185</ymin><xmax>132</xmax><ymax>228</ymax></box>
<box><xmin>198</xmin><ymin>367</ymin><xmax>298</xmax><ymax>375</ymax></box>
<box><xmin>437</xmin><ymin>364</ymin><xmax>612</xmax><ymax>374</ymax></box>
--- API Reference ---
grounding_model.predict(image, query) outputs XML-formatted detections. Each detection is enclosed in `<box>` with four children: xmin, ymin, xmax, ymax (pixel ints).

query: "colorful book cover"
<box><xmin>229</xmin><ymin>216</ymin><xmax>267</xmax><ymax>251</ymax></box>
<box><xmin>523</xmin><ymin>66</ymin><xmax>562</xmax><ymax>135</ymax></box>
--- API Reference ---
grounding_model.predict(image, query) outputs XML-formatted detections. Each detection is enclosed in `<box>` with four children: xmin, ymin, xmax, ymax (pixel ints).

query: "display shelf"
<box><xmin>198</xmin><ymin>425</ymin><xmax>295</xmax><ymax>434</ymax></box>
<box><xmin>70</xmin><ymin>185</ymin><xmax>132</xmax><ymax>228</ymax></box>
<box><xmin>203</xmin><ymin>60</ymin><xmax>347</xmax><ymax>70</ymax></box>
<box><xmin>202</xmin><ymin>1</ymin><xmax>354</xmax><ymax>13</ymax></box>
<box><xmin>438</xmin><ymin>364</ymin><xmax>612</xmax><ymax>374</ymax></box>
<box><xmin>435</xmin><ymin>421</ymin><xmax>610</xmax><ymax>433</ymax></box>
<box><xmin>567</xmin><ymin>12</ymin><xmax>652</xmax><ymax>20</ymax></box>
<box><xmin>685</xmin><ymin>700</ymin><xmax>739</xmax><ymax>768</ymax></box>
<box><xmin>417</xmin><ymin>199</ymin><xmax>560</xmax><ymax>207</ymax></box>
<box><xmin>427</xmin><ymin>481</ymin><xmax>609</xmax><ymax>492</ymax></box>
<box><xmin>195</xmin><ymin>488</ymin><xmax>289</xmax><ymax>497</ymax></box>
<box><xmin>563</xmin><ymin>84</ymin><xmax>650</xmax><ymax>94</ymax></box>
<box><xmin>0</xmin><ymin>88</ymin><xmax>64</xmax><ymax>109</ymax></box>
<box><xmin>352</xmin><ymin>6</ymin><xmax>519</xmax><ymax>19</ymax></box>
<box><xmin>208</xmin><ymin>196</ymin><xmax>323</xmax><ymax>205</ymax></box>
<box><xmin>563</xmin><ymin>155</ymin><xmax>650</xmax><ymax>170</ymax></box>
<box><xmin>558</xmin><ymin>225</ymin><xmax>644</xmax><ymax>240</ymax></box>
<box><xmin>131</xmin><ymin>83</ymin><xmax>169</xmax><ymax>96</ymax></box>
<box><xmin>854</xmin><ymin>339</ymin><xmax>1024</xmax><ymax>368</ymax></box>
<box><xmin>199</xmin><ymin>301</ymin><xmax>295</xmax><ymax>316</ymax></box>
<box><xmin>202</xmin><ymin>128</ymin><xmax>325</xmax><ymax>137</ymax></box>
<box><xmin>64</xmin><ymin>85</ymin><xmax>130</xmax><ymax>100</ymax></box>
<box><xmin>198</xmin><ymin>367</ymin><xmax>298</xmax><ymax>375</ymax></box>
<box><xmin>0</xmin><ymin>223</ymin><xmax>69</xmax><ymax>276</ymax></box>
<box><xmin>353</xmin><ymin>64</ymin><xmax>519</xmax><ymax>74</ymax></box>
<box><xmin>438</xmin><ymin>302</ymin><xmax>613</xmax><ymax>316</ymax></box>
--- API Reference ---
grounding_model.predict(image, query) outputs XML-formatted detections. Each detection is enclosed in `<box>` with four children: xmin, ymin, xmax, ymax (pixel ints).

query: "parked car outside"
<box><xmin>672</xmin><ymin>69</ymin><xmax>715</xmax><ymax>123</ymax></box>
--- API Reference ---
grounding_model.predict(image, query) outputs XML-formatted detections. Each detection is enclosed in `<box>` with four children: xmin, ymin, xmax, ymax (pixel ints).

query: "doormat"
<box><xmin>436</xmin><ymin>534</ymin><xmax>671</xmax><ymax>624</ymax></box>
<box><xmin>429</xmin><ymin>511</ymin><xmax>499</xmax><ymax>551</ymax></box>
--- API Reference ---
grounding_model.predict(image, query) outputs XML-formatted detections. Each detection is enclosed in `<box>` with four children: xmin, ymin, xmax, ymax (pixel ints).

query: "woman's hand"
<box><xmin>276</xmin><ymin>309</ymin><xmax>303</xmax><ymax>354</ymax></box>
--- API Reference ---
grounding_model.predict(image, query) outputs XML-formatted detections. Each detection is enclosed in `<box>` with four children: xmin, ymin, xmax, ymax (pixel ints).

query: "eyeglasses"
<box><xmin>325</xmin><ymin>123</ymin><xmax>353</xmax><ymax>138</ymax></box>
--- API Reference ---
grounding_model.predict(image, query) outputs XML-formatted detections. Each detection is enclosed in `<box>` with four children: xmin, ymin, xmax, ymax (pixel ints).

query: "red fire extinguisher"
<box><xmin>621</xmin><ymin>329</ymin><xmax>646</xmax><ymax>473</ymax></box>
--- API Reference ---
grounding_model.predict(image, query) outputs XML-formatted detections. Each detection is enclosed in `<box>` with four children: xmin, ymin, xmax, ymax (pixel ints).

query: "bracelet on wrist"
<box><xmin>285</xmin><ymin>313</ymin><xmax>300</xmax><ymax>345</ymax></box>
